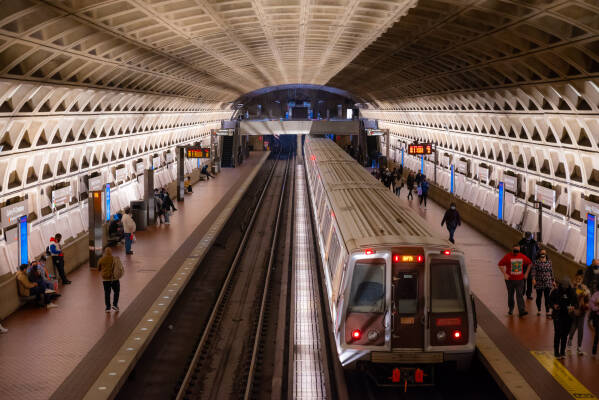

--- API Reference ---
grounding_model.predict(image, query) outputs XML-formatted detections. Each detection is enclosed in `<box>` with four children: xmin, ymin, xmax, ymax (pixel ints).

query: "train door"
<box><xmin>391</xmin><ymin>250</ymin><xmax>425</xmax><ymax>349</ymax></box>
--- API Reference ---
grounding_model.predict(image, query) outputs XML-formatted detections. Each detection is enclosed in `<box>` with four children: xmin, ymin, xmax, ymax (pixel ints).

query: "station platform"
<box><xmin>391</xmin><ymin>184</ymin><xmax>598</xmax><ymax>399</ymax></box>
<box><xmin>0</xmin><ymin>152</ymin><xmax>269</xmax><ymax>400</ymax></box>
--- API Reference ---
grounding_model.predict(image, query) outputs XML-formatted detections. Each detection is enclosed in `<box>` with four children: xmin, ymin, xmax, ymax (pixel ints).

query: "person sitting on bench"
<box><xmin>108</xmin><ymin>214</ymin><xmax>124</xmax><ymax>246</ymax></box>
<box><xmin>16</xmin><ymin>264</ymin><xmax>58</xmax><ymax>309</ymax></box>
<box><xmin>184</xmin><ymin>176</ymin><xmax>193</xmax><ymax>193</ymax></box>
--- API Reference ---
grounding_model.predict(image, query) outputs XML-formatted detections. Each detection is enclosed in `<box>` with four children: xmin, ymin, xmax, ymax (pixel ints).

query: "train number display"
<box><xmin>408</xmin><ymin>143</ymin><xmax>433</xmax><ymax>155</ymax></box>
<box><xmin>186</xmin><ymin>147</ymin><xmax>211</xmax><ymax>159</ymax></box>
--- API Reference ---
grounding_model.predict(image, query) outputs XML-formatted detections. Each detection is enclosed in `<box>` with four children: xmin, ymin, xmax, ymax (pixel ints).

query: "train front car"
<box><xmin>303</xmin><ymin>136</ymin><xmax>475</xmax><ymax>387</ymax></box>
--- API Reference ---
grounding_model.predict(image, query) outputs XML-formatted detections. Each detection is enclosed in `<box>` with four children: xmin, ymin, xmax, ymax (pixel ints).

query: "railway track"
<box><xmin>176</xmin><ymin>151</ymin><xmax>292</xmax><ymax>400</ymax></box>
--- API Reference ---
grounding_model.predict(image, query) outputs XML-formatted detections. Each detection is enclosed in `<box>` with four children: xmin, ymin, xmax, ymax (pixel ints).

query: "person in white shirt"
<box><xmin>121</xmin><ymin>207</ymin><xmax>137</xmax><ymax>255</ymax></box>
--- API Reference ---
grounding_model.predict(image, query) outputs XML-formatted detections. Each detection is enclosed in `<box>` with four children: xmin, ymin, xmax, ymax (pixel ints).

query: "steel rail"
<box><xmin>243</xmin><ymin>152</ymin><xmax>292</xmax><ymax>400</ymax></box>
<box><xmin>175</xmin><ymin>151</ymin><xmax>282</xmax><ymax>400</ymax></box>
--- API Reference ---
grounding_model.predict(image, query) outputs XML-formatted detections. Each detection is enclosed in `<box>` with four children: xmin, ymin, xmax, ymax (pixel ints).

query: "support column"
<box><xmin>88</xmin><ymin>190</ymin><xmax>103</xmax><ymax>268</ymax></box>
<box><xmin>144</xmin><ymin>169</ymin><xmax>155</xmax><ymax>225</ymax></box>
<box><xmin>176</xmin><ymin>146</ymin><xmax>185</xmax><ymax>201</ymax></box>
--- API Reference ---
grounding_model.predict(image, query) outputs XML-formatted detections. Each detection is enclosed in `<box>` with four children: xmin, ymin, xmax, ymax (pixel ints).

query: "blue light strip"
<box><xmin>19</xmin><ymin>215</ymin><xmax>28</xmax><ymax>265</ymax></box>
<box><xmin>421</xmin><ymin>156</ymin><xmax>424</xmax><ymax>173</ymax></box>
<box><xmin>498</xmin><ymin>182</ymin><xmax>504</xmax><ymax>221</ymax></box>
<box><xmin>450</xmin><ymin>165</ymin><xmax>455</xmax><ymax>194</ymax></box>
<box><xmin>587</xmin><ymin>214</ymin><xmax>596</xmax><ymax>266</ymax></box>
<box><xmin>105</xmin><ymin>183</ymin><xmax>111</xmax><ymax>222</ymax></box>
<box><xmin>401</xmin><ymin>149</ymin><xmax>404</xmax><ymax>166</ymax></box>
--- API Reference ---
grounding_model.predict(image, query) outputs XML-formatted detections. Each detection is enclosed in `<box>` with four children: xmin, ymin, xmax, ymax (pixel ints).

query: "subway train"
<box><xmin>303</xmin><ymin>136</ymin><xmax>476</xmax><ymax>386</ymax></box>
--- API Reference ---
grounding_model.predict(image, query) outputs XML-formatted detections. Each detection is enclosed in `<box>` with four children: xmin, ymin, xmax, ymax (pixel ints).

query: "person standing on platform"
<box><xmin>162</xmin><ymin>188</ymin><xmax>177</xmax><ymax>212</ymax></box>
<box><xmin>584</xmin><ymin>259</ymin><xmax>599</xmax><ymax>293</ymax></box>
<box><xmin>393</xmin><ymin>173</ymin><xmax>404</xmax><ymax>197</ymax></box>
<box><xmin>568</xmin><ymin>270</ymin><xmax>590</xmax><ymax>355</ymax></box>
<box><xmin>201</xmin><ymin>164</ymin><xmax>215</xmax><ymax>180</ymax></box>
<box><xmin>407</xmin><ymin>172</ymin><xmax>415</xmax><ymax>200</ymax></box>
<box><xmin>415</xmin><ymin>171</ymin><xmax>422</xmax><ymax>186</ymax></box>
<box><xmin>98</xmin><ymin>247</ymin><xmax>123</xmax><ymax>312</ymax></box>
<box><xmin>531</xmin><ymin>249</ymin><xmax>554</xmax><ymax>316</ymax></box>
<box><xmin>441</xmin><ymin>203</ymin><xmax>461</xmax><ymax>244</ymax></box>
<box><xmin>519</xmin><ymin>232</ymin><xmax>540</xmax><ymax>300</ymax></box>
<box><xmin>48</xmin><ymin>233</ymin><xmax>71</xmax><ymax>285</ymax></box>
<box><xmin>498</xmin><ymin>244</ymin><xmax>532</xmax><ymax>317</ymax></box>
<box><xmin>550</xmin><ymin>277</ymin><xmax>576</xmax><ymax>359</ymax></box>
<box><xmin>419</xmin><ymin>177</ymin><xmax>429</xmax><ymax>209</ymax></box>
<box><xmin>122</xmin><ymin>207</ymin><xmax>136</xmax><ymax>255</ymax></box>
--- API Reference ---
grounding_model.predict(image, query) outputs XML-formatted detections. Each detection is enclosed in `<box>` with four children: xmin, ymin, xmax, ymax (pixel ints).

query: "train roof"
<box><xmin>305</xmin><ymin>137</ymin><xmax>453</xmax><ymax>252</ymax></box>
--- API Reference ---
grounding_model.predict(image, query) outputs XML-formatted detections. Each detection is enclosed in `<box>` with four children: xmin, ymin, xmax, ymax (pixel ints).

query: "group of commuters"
<box><xmin>374</xmin><ymin>165</ymin><xmax>431</xmax><ymax>209</ymax></box>
<box><xmin>154</xmin><ymin>187</ymin><xmax>177</xmax><ymax>225</ymax></box>
<box><xmin>498</xmin><ymin>233</ymin><xmax>599</xmax><ymax>359</ymax></box>
<box><xmin>16</xmin><ymin>255</ymin><xmax>60</xmax><ymax>310</ymax></box>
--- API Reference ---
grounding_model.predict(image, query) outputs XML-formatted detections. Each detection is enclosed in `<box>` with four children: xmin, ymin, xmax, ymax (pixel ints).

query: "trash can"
<box><xmin>130</xmin><ymin>200</ymin><xmax>147</xmax><ymax>230</ymax></box>
<box><xmin>212</xmin><ymin>161</ymin><xmax>220</xmax><ymax>174</ymax></box>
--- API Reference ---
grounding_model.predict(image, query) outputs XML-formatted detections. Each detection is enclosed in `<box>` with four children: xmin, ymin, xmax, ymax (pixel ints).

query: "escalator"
<box><xmin>221</xmin><ymin>135</ymin><xmax>234</xmax><ymax>167</ymax></box>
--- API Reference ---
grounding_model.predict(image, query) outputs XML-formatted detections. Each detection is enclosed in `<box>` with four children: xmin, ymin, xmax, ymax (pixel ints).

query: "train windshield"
<box><xmin>348</xmin><ymin>262</ymin><xmax>385</xmax><ymax>313</ymax></box>
<box><xmin>430</xmin><ymin>262</ymin><xmax>466</xmax><ymax>313</ymax></box>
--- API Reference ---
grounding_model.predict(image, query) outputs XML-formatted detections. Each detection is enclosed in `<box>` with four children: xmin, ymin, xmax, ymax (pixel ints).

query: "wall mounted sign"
<box><xmin>165</xmin><ymin>152</ymin><xmax>174</xmax><ymax>163</ymax></box>
<box><xmin>1</xmin><ymin>200</ymin><xmax>28</xmax><ymax>228</ymax></box>
<box><xmin>52</xmin><ymin>186</ymin><xmax>72</xmax><ymax>207</ymax></box>
<box><xmin>503</xmin><ymin>175</ymin><xmax>518</xmax><ymax>193</ymax></box>
<box><xmin>456</xmin><ymin>160</ymin><xmax>468</xmax><ymax>174</ymax></box>
<box><xmin>88</xmin><ymin>175</ymin><xmax>104</xmax><ymax>191</ymax></box>
<box><xmin>535</xmin><ymin>185</ymin><xmax>556</xmax><ymax>208</ymax></box>
<box><xmin>152</xmin><ymin>156</ymin><xmax>160</xmax><ymax>169</ymax></box>
<box><xmin>136</xmin><ymin>162</ymin><xmax>145</xmax><ymax>175</ymax></box>
<box><xmin>115</xmin><ymin>167</ymin><xmax>127</xmax><ymax>181</ymax></box>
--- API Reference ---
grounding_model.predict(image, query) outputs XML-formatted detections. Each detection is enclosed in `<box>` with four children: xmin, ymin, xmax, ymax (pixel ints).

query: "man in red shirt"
<box><xmin>498</xmin><ymin>243</ymin><xmax>532</xmax><ymax>316</ymax></box>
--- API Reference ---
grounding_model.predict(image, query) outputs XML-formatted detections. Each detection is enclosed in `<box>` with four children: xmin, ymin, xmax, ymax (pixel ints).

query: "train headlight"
<box><xmin>436</xmin><ymin>330</ymin><xmax>447</xmax><ymax>341</ymax></box>
<box><xmin>367</xmin><ymin>330</ymin><xmax>379</xmax><ymax>341</ymax></box>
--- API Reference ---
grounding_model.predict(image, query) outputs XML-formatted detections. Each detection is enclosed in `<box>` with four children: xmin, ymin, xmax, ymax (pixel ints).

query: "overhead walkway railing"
<box><xmin>239</xmin><ymin>120</ymin><xmax>359</xmax><ymax>136</ymax></box>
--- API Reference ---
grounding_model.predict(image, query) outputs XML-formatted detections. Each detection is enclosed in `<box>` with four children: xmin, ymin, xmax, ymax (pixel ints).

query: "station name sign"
<box><xmin>366</xmin><ymin>129</ymin><xmax>385</xmax><ymax>136</ymax></box>
<box><xmin>1</xmin><ymin>200</ymin><xmax>28</xmax><ymax>228</ymax></box>
<box><xmin>186</xmin><ymin>147</ymin><xmax>211</xmax><ymax>159</ymax></box>
<box><xmin>408</xmin><ymin>143</ymin><xmax>433</xmax><ymax>155</ymax></box>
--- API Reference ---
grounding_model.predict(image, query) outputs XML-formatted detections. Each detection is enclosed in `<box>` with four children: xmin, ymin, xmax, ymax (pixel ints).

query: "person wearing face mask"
<box><xmin>583</xmin><ymin>259</ymin><xmax>599</xmax><ymax>294</ymax></box>
<box><xmin>531</xmin><ymin>249</ymin><xmax>554</xmax><ymax>316</ymax></box>
<box><xmin>519</xmin><ymin>232</ymin><xmax>540</xmax><ymax>300</ymax></box>
<box><xmin>567</xmin><ymin>270</ymin><xmax>590</xmax><ymax>355</ymax></box>
<box><xmin>549</xmin><ymin>277</ymin><xmax>577</xmax><ymax>359</ymax></box>
<box><xmin>498</xmin><ymin>244</ymin><xmax>533</xmax><ymax>316</ymax></box>
<box><xmin>441</xmin><ymin>202</ymin><xmax>461</xmax><ymax>244</ymax></box>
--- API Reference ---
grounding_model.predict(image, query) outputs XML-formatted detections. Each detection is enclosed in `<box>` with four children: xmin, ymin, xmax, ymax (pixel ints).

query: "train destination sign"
<box><xmin>408</xmin><ymin>143</ymin><xmax>433</xmax><ymax>155</ymax></box>
<box><xmin>186</xmin><ymin>147</ymin><xmax>211</xmax><ymax>159</ymax></box>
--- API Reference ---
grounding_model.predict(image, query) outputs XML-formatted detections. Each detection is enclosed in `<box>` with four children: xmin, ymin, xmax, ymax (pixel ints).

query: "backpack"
<box><xmin>45</xmin><ymin>246</ymin><xmax>51</xmax><ymax>256</ymax></box>
<box><xmin>112</xmin><ymin>257</ymin><xmax>125</xmax><ymax>280</ymax></box>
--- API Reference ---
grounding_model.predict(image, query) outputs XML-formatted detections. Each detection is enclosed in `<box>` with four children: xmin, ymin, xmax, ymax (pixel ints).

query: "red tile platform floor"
<box><xmin>0</xmin><ymin>153</ymin><xmax>266</xmax><ymax>400</ymax></box>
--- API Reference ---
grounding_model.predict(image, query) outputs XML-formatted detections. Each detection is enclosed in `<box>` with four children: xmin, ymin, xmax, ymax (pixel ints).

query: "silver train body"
<box><xmin>303</xmin><ymin>137</ymin><xmax>475</xmax><ymax>385</ymax></box>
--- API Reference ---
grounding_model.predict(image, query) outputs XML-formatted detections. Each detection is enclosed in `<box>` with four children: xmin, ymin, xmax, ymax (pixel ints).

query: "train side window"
<box><xmin>348</xmin><ymin>262</ymin><xmax>385</xmax><ymax>313</ymax></box>
<box><xmin>396</xmin><ymin>272</ymin><xmax>418</xmax><ymax>314</ymax></box>
<box><xmin>430</xmin><ymin>262</ymin><xmax>466</xmax><ymax>313</ymax></box>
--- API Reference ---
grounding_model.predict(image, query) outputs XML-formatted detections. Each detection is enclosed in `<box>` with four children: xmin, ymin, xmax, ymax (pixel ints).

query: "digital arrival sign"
<box><xmin>186</xmin><ymin>147</ymin><xmax>211</xmax><ymax>159</ymax></box>
<box><xmin>408</xmin><ymin>143</ymin><xmax>433</xmax><ymax>155</ymax></box>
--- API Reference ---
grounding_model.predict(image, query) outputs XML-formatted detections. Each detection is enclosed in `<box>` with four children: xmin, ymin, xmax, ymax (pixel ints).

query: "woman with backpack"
<box><xmin>98</xmin><ymin>247</ymin><xmax>124</xmax><ymax>313</ymax></box>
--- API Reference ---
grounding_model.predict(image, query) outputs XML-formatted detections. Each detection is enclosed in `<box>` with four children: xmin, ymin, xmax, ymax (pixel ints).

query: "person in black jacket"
<box><xmin>549</xmin><ymin>277</ymin><xmax>577</xmax><ymax>358</ymax></box>
<box><xmin>584</xmin><ymin>259</ymin><xmax>599</xmax><ymax>292</ymax></box>
<box><xmin>441</xmin><ymin>203</ymin><xmax>462</xmax><ymax>244</ymax></box>
<box><xmin>519</xmin><ymin>232</ymin><xmax>540</xmax><ymax>300</ymax></box>
<box><xmin>406</xmin><ymin>172</ymin><xmax>415</xmax><ymax>200</ymax></box>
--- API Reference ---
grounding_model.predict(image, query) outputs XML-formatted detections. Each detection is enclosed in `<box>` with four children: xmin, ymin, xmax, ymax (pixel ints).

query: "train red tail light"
<box><xmin>351</xmin><ymin>329</ymin><xmax>361</xmax><ymax>340</ymax></box>
<box><xmin>442</xmin><ymin>250</ymin><xmax>451</xmax><ymax>255</ymax></box>
<box><xmin>364</xmin><ymin>249</ymin><xmax>375</xmax><ymax>255</ymax></box>
<box><xmin>452</xmin><ymin>330</ymin><xmax>462</xmax><ymax>340</ymax></box>
<box><xmin>415</xmin><ymin>368</ymin><xmax>424</xmax><ymax>384</ymax></box>
<box><xmin>393</xmin><ymin>254</ymin><xmax>400</xmax><ymax>262</ymax></box>
<box><xmin>416</xmin><ymin>255</ymin><xmax>424</xmax><ymax>263</ymax></box>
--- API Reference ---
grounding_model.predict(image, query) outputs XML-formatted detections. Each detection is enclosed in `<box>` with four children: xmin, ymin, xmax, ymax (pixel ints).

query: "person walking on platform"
<box><xmin>415</xmin><ymin>171</ymin><xmax>423</xmax><ymax>185</ymax></box>
<box><xmin>584</xmin><ymin>259</ymin><xmax>599</xmax><ymax>293</ymax></box>
<box><xmin>531</xmin><ymin>249</ymin><xmax>554</xmax><ymax>316</ymax></box>
<box><xmin>441</xmin><ymin>203</ymin><xmax>461</xmax><ymax>244</ymax></box>
<box><xmin>568</xmin><ymin>270</ymin><xmax>590</xmax><ymax>355</ymax></box>
<box><xmin>406</xmin><ymin>172</ymin><xmax>415</xmax><ymax>200</ymax></box>
<box><xmin>154</xmin><ymin>189</ymin><xmax>165</xmax><ymax>225</ymax></box>
<box><xmin>393</xmin><ymin>173</ymin><xmax>404</xmax><ymax>197</ymax></box>
<box><xmin>98</xmin><ymin>247</ymin><xmax>124</xmax><ymax>313</ymax></box>
<box><xmin>550</xmin><ymin>277</ymin><xmax>576</xmax><ymax>358</ymax></box>
<box><xmin>498</xmin><ymin>244</ymin><xmax>532</xmax><ymax>317</ymax></box>
<box><xmin>162</xmin><ymin>188</ymin><xmax>177</xmax><ymax>212</ymax></box>
<box><xmin>122</xmin><ymin>207</ymin><xmax>136</xmax><ymax>255</ymax></box>
<box><xmin>201</xmin><ymin>164</ymin><xmax>215</xmax><ymax>180</ymax></box>
<box><xmin>519</xmin><ymin>232</ymin><xmax>539</xmax><ymax>300</ymax></box>
<box><xmin>419</xmin><ymin>177</ymin><xmax>429</xmax><ymax>209</ymax></box>
<box><xmin>48</xmin><ymin>233</ymin><xmax>71</xmax><ymax>285</ymax></box>
<box><xmin>589</xmin><ymin>286</ymin><xmax>599</xmax><ymax>357</ymax></box>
